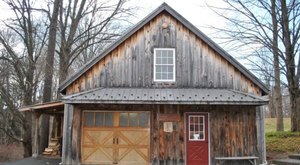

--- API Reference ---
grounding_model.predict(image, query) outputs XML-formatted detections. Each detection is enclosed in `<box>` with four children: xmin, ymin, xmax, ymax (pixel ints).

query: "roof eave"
<box><xmin>63</xmin><ymin>99</ymin><xmax>268</xmax><ymax>106</ymax></box>
<box><xmin>19</xmin><ymin>101</ymin><xmax>64</xmax><ymax>112</ymax></box>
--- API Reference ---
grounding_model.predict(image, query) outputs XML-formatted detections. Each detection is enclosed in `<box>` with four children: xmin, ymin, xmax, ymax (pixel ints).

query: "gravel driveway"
<box><xmin>2</xmin><ymin>156</ymin><xmax>61</xmax><ymax>165</ymax></box>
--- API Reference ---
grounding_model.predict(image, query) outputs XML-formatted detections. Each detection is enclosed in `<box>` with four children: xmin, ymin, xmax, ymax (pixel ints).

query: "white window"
<box><xmin>154</xmin><ymin>48</ymin><xmax>175</xmax><ymax>82</ymax></box>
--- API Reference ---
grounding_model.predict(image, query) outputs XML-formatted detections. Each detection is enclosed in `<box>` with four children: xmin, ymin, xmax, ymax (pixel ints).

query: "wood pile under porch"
<box><xmin>19</xmin><ymin>101</ymin><xmax>64</xmax><ymax>158</ymax></box>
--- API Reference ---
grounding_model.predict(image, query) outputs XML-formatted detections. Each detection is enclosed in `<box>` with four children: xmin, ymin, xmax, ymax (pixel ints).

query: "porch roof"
<box><xmin>63</xmin><ymin>88</ymin><xmax>268</xmax><ymax>105</ymax></box>
<box><xmin>19</xmin><ymin>100</ymin><xmax>64</xmax><ymax>113</ymax></box>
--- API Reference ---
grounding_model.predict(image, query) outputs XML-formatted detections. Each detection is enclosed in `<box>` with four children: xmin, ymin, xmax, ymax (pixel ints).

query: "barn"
<box><xmin>22</xmin><ymin>3</ymin><xmax>269</xmax><ymax>165</ymax></box>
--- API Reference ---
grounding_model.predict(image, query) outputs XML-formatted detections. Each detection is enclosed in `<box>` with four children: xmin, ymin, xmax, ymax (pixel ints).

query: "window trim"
<box><xmin>153</xmin><ymin>48</ymin><xmax>176</xmax><ymax>82</ymax></box>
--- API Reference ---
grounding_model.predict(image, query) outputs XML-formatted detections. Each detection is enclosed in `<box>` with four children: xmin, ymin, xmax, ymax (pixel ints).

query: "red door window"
<box><xmin>186</xmin><ymin>113</ymin><xmax>209</xmax><ymax>165</ymax></box>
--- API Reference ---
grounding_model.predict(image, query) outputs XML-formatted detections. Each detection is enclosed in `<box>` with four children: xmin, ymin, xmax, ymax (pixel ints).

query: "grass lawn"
<box><xmin>265</xmin><ymin>118</ymin><xmax>300</xmax><ymax>160</ymax></box>
<box><xmin>265</xmin><ymin>118</ymin><xmax>291</xmax><ymax>132</ymax></box>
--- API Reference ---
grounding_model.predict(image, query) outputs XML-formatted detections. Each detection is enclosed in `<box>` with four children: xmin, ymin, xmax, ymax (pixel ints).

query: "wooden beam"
<box><xmin>256</xmin><ymin>106</ymin><xmax>266</xmax><ymax>164</ymax></box>
<box><xmin>158</xmin><ymin>114</ymin><xmax>180</xmax><ymax>121</ymax></box>
<box><xmin>62</xmin><ymin>104</ymin><xmax>74</xmax><ymax>164</ymax></box>
<box><xmin>19</xmin><ymin>101</ymin><xmax>64</xmax><ymax>112</ymax></box>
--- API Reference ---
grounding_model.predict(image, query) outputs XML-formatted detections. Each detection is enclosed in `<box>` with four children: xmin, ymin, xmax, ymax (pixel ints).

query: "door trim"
<box><xmin>184</xmin><ymin>112</ymin><xmax>210</xmax><ymax>165</ymax></box>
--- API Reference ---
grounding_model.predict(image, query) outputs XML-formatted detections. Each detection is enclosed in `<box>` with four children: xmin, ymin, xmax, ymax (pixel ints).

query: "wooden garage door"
<box><xmin>82</xmin><ymin>111</ymin><xmax>150</xmax><ymax>165</ymax></box>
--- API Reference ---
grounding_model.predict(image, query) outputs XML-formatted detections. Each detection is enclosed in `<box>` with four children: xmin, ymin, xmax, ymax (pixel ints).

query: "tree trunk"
<box><xmin>43</xmin><ymin>0</ymin><xmax>60</xmax><ymax>102</ymax></box>
<box><xmin>280</xmin><ymin>0</ymin><xmax>300</xmax><ymax>132</ymax></box>
<box><xmin>290</xmin><ymin>90</ymin><xmax>300</xmax><ymax>131</ymax></box>
<box><xmin>22</xmin><ymin>56</ymin><xmax>35</xmax><ymax>157</ymax></box>
<box><xmin>269</xmin><ymin>90</ymin><xmax>276</xmax><ymax>118</ymax></box>
<box><xmin>271</xmin><ymin>0</ymin><xmax>283</xmax><ymax>131</ymax></box>
<box><xmin>274</xmin><ymin>86</ymin><xmax>283</xmax><ymax>131</ymax></box>
<box><xmin>22</xmin><ymin>90</ymin><xmax>33</xmax><ymax>157</ymax></box>
<box><xmin>59</xmin><ymin>54</ymin><xmax>69</xmax><ymax>85</ymax></box>
<box><xmin>58</xmin><ymin>50</ymin><xmax>69</xmax><ymax>99</ymax></box>
<box><xmin>23</xmin><ymin>112</ymin><xmax>32</xmax><ymax>157</ymax></box>
<box><xmin>38</xmin><ymin>116</ymin><xmax>49</xmax><ymax>154</ymax></box>
<box><xmin>40</xmin><ymin>0</ymin><xmax>60</xmax><ymax>154</ymax></box>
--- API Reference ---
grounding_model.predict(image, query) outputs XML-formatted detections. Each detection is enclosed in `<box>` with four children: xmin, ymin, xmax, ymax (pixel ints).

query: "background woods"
<box><xmin>0</xmin><ymin>0</ymin><xmax>48</xmax><ymax>156</ymax></box>
<box><xmin>207</xmin><ymin>0</ymin><xmax>300</xmax><ymax>132</ymax></box>
<box><xmin>0</xmin><ymin>0</ymin><xmax>134</xmax><ymax>157</ymax></box>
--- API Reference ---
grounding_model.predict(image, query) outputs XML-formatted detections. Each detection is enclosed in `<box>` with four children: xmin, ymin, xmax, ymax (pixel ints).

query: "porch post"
<box><xmin>62</xmin><ymin>104</ymin><xmax>74</xmax><ymax>165</ymax></box>
<box><xmin>256</xmin><ymin>106</ymin><xmax>266</xmax><ymax>164</ymax></box>
<box><xmin>32</xmin><ymin>111</ymin><xmax>41</xmax><ymax>158</ymax></box>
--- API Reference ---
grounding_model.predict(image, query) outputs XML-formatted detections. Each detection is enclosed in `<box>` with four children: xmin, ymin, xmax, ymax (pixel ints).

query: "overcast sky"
<box><xmin>0</xmin><ymin>0</ymin><xmax>234</xmax><ymax>57</ymax></box>
<box><xmin>129</xmin><ymin>0</ymin><xmax>226</xmax><ymax>35</ymax></box>
<box><xmin>0</xmin><ymin>0</ymin><xmax>225</xmax><ymax>38</ymax></box>
<box><xmin>0</xmin><ymin>0</ymin><xmax>263</xmax><ymax>79</ymax></box>
<box><xmin>0</xmin><ymin>0</ymin><xmax>245</xmax><ymax>65</ymax></box>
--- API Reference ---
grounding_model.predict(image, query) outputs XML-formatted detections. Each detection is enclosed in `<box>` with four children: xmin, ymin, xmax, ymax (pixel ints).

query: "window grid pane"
<box><xmin>139</xmin><ymin>113</ymin><xmax>149</xmax><ymax>127</ymax></box>
<box><xmin>95</xmin><ymin>112</ymin><xmax>104</xmax><ymax>126</ymax></box>
<box><xmin>105</xmin><ymin>112</ymin><xmax>114</xmax><ymax>127</ymax></box>
<box><xmin>84</xmin><ymin>112</ymin><xmax>94</xmax><ymax>126</ymax></box>
<box><xmin>189</xmin><ymin>115</ymin><xmax>205</xmax><ymax>141</ymax></box>
<box><xmin>129</xmin><ymin>113</ymin><xmax>139</xmax><ymax>127</ymax></box>
<box><xmin>119</xmin><ymin>112</ymin><xmax>128</xmax><ymax>127</ymax></box>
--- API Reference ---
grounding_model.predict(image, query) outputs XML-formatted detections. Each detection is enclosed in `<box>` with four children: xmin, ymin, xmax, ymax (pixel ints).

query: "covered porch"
<box><xmin>19</xmin><ymin>101</ymin><xmax>64</xmax><ymax>158</ymax></box>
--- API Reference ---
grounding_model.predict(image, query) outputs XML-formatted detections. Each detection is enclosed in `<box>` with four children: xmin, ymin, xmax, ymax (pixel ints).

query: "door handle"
<box><xmin>113</xmin><ymin>138</ymin><xmax>119</xmax><ymax>144</ymax></box>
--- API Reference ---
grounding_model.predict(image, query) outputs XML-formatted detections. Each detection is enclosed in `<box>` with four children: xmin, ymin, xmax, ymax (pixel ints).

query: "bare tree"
<box><xmin>249</xmin><ymin>54</ymin><xmax>276</xmax><ymax>118</ymax></box>
<box><xmin>207</xmin><ymin>0</ymin><xmax>300</xmax><ymax>131</ymax></box>
<box><xmin>279</xmin><ymin>0</ymin><xmax>300</xmax><ymax>132</ymax></box>
<box><xmin>0</xmin><ymin>0</ymin><xmax>136</xmax><ymax>157</ymax></box>
<box><xmin>39</xmin><ymin>0</ymin><xmax>61</xmax><ymax>154</ymax></box>
<box><xmin>271</xmin><ymin>0</ymin><xmax>283</xmax><ymax>131</ymax></box>
<box><xmin>0</xmin><ymin>0</ymin><xmax>48</xmax><ymax>156</ymax></box>
<box><xmin>0</xmin><ymin>59</ymin><xmax>24</xmax><ymax>145</ymax></box>
<box><xmin>57</xmin><ymin>0</ymin><xmax>134</xmax><ymax>85</ymax></box>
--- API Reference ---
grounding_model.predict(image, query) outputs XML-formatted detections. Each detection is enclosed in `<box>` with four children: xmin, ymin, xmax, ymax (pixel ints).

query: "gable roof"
<box><xmin>58</xmin><ymin>3</ymin><xmax>269</xmax><ymax>95</ymax></box>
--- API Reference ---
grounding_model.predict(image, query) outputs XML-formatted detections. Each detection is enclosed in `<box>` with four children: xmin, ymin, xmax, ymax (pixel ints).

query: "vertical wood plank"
<box><xmin>144</xmin><ymin>23</ymin><xmax>151</xmax><ymax>87</ymax></box>
<box><xmin>176</xmin><ymin>20</ymin><xmax>183</xmax><ymax>87</ymax></box>
<box><xmin>71</xmin><ymin>107</ymin><xmax>81</xmax><ymax>164</ymax></box>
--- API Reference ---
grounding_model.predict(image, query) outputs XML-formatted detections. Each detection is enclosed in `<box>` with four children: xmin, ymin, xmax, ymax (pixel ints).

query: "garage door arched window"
<box><xmin>154</xmin><ymin>48</ymin><xmax>176</xmax><ymax>82</ymax></box>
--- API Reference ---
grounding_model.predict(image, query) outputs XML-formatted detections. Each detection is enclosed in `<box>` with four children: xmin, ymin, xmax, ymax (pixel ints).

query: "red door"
<box><xmin>186</xmin><ymin>113</ymin><xmax>209</xmax><ymax>165</ymax></box>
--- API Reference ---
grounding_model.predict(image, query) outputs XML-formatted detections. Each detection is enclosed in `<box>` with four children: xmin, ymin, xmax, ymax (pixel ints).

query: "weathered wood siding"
<box><xmin>210</xmin><ymin>106</ymin><xmax>258</xmax><ymax>165</ymax></box>
<box><xmin>62</xmin><ymin>104</ymin><xmax>81</xmax><ymax>165</ymax></box>
<box><xmin>67</xmin><ymin>104</ymin><xmax>258</xmax><ymax>165</ymax></box>
<box><xmin>65</xmin><ymin>12</ymin><xmax>261</xmax><ymax>96</ymax></box>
